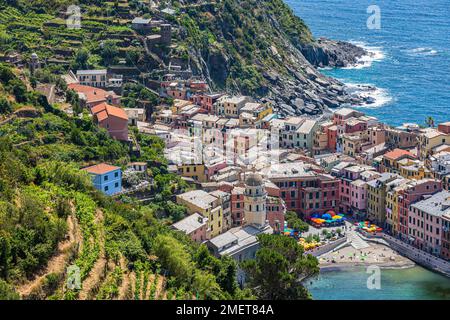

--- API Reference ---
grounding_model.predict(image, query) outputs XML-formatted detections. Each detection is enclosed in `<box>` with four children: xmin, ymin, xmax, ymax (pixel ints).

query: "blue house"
<box><xmin>82</xmin><ymin>163</ymin><xmax>122</xmax><ymax>195</ymax></box>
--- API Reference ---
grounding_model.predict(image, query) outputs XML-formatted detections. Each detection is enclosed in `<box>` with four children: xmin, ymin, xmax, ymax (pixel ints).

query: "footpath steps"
<box><xmin>348</xmin><ymin>232</ymin><xmax>370</xmax><ymax>250</ymax></box>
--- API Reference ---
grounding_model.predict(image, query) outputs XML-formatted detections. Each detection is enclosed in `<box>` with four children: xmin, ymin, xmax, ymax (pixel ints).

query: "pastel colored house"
<box><xmin>176</xmin><ymin>190</ymin><xmax>223</xmax><ymax>238</ymax></box>
<box><xmin>409</xmin><ymin>190</ymin><xmax>450</xmax><ymax>256</ymax></box>
<box><xmin>91</xmin><ymin>102</ymin><xmax>129</xmax><ymax>141</ymax></box>
<box><xmin>332</xmin><ymin>108</ymin><xmax>364</xmax><ymax>125</ymax></box>
<box><xmin>172</xmin><ymin>213</ymin><xmax>209</xmax><ymax>243</ymax></box>
<box><xmin>231</xmin><ymin>186</ymin><xmax>245</xmax><ymax>226</ymax></box>
<box><xmin>366</xmin><ymin>173</ymin><xmax>399</xmax><ymax>225</ymax></box>
<box><xmin>338</xmin><ymin>165</ymin><xmax>375</xmax><ymax>217</ymax></box>
<box><xmin>76</xmin><ymin>69</ymin><xmax>107</xmax><ymax>87</ymax></box>
<box><xmin>267</xmin><ymin>162</ymin><xmax>340</xmax><ymax>219</ymax></box>
<box><xmin>82</xmin><ymin>163</ymin><xmax>122</xmax><ymax>195</ymax></box>
<box><xmin>397</xmin><ymin>179</ymin><xmax>442</xmax><ymax>241</ymax></box>
<box><xmin>380</xmin><ymin>148</ymin><xmax>416</xmax><ymax>174</ymax></box>
<box><xmin>68</xmin><ymin>83</ymin><xmax>121</xmax><ymax>108</ymax></box>
<box><xmin>418</xmin><ymin>127</ymin><xmax>450</xmax><ymax>159</ymax></box>
<box><xmin>350</xmin><ymin>179</ymin><xmax>368</xmax><ymax>217</ymax></box>
<box><xmin>442</xmin><ymin>213</ymin><xmax>450</xmax><ymax>260</ymax></box>
<box><xmin>295</xmin><ymin>119</ymin><xmax>319</xmax><ymax>152</ymax></box>
<box><xmin>265</xmin><ymin>181</ymin><xmax>286</xmax><ymax>233</ymax></box>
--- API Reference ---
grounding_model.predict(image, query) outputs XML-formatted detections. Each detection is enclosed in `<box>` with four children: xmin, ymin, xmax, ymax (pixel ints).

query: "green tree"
<box><xmin>0</xmin><ymin>279</ymin><xmax>19</xmax><ymax>300</ymax></box>
<box><xmin>100</xmin><ymin>41</ymin><xmax>119</xmax><ymax>66</ymax></box>
<box><xmin>285</xmin><ymin>211</ymin><xmax>309</xmax><ymax>232</ymax></box>
<box><xmin>0</xmin><ymin>232</ymin><xmax>11</xmax><ymax>278</ymax></box>
<box><xmin>242</xmin><ymin>234</ymin><xmax>319</xmax><ymax>300</ymax></box>
<box><xmin>0</xmin><ymin>97</ymin><xmax>12</xmax><ymax>114</ymax></box>
<box><xmin>153</xmin><ymin>234</ymin><xmax>194</xmax><ymax>284</ymax></box>
<box><xmin>71</xmin><ymin>48</ymin><xmax>90</xmax><ymax>71</ymax></box>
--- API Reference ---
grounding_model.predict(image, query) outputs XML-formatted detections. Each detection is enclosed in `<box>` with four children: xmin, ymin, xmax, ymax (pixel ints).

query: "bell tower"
<box><xmin>244</xmin><ymin>172</ymin><xmax>267</xmax><ymax>228</ymax></box>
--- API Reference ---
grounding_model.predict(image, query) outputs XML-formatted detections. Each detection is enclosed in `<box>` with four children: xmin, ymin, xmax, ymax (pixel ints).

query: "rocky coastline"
<box><xmin>263</xmin><ymin>38</ymin><xmax>374</xmax><ymax>117</ymax></box>
<box><xmin>184</xmin><ymin>0</ymin><xmax>376</xmax><ymax>117</ymax></box>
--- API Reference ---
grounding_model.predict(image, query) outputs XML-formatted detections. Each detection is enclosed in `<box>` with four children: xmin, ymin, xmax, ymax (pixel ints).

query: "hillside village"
<box><xmin>1</xmin><ymin>0</ymin><xmax>450</xmax><ymax>301</ymax></box>
<box><xmin>11</xmin><ymin>37</ymin><xmax>450</xmax><ymax>272</ymax></box>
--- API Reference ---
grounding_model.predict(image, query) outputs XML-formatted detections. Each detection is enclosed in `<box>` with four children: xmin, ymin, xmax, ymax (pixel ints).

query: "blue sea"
<box><xmin>286</xmin><ymin>0</ymin><xmax>450</xmax><ymax>299</ymax></box>
<box><xmin>286</xmin><ymin>0</ymin><xmax>450</xmax><ymax>126</ymax></box>
<box><xmin>304</xmin><ymin>266</ymin><xmax>450</xmax><ymax>300</ymax></box>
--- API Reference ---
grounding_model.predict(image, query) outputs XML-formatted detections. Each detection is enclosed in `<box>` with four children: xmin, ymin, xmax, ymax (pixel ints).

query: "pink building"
<box><xmin>409</xmin><ymin>190</ymin><xmax>450</xmax><ymax>256</ymax></box>
<box><xmin>231</xmin><ymin>186</ymin><xmax>245</xmax><ymax>226</ymax></box>
<box><xmin>172</xmin><ymin>213</ymin><xmax>209</xmax><ymax>243</ymax></box>
<box><xmin>91</xmin><ymin>102</ymin><xmax>129</xmax><ymax>141</ymax></box>
<box><xmin>339</xmin><ymin>165</ymin><xmax>374</xmax><ymax>216</ymax></box>
<box><xmin>326</xmin><ymin>125</ymin><xmax>338</xmax><ymax>151</ymax></box>
<box><xmin>190</xmin><ymin>93</ymin><xmax>224</xmax><ymax>114</ymax></box>
<box><xmin>265</xmin><ymin>181</ymin><xmax>286</xmax><ymax>233</ymax></box>
<box><xmin>350</xmin><ymin>179</ymin><xmax>367</xmax><ymax>216</ymax></box>
<box><xmin>68</xmin><ymin>83</ymin><xmax>121</xmax><ymax>108</ymax></box>
<box><xmin>344</xmin><ymin>119</ymin><xmax>367</xmax><ymax>134</ymax></box>
<box><xmin>332</xmin><ymin>108</ymin><xmax>364</xmax><ymax>125</ymax></box>
<box><xmin>398</xmin><ymin>179</ymin><xmax>442</xmax><ymax>242</ymax></box>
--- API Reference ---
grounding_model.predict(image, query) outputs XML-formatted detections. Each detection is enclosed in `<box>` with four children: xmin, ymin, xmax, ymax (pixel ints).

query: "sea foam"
<box><xmin>343</xmin><ymin>41</ymin><xmax>385</xmax><ymax>69</ymax></box>
<box><xmin>405</xmin><ymin>47</ymin><xmax>438</xmax><ymax>56</ymax></box>
<box><xmin>345</xmin><ymin>83</ymin><xmax>393</xmax><ymax>109</ymax></box>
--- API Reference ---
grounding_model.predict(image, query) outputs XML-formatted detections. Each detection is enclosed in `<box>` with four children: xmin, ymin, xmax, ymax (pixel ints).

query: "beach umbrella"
<box><xmin>322</xmin><ymin>213</ymin><xmax>332</xmax><ymax>220</ymax></box>
<box><xmin>327</xmin><ymin>210</ymin><xmax>336</xmax><ymax>216</ymax></box>
<box><xmin>311</xmin><ymin>213</ymin><xmax>320</xmax><ymax>218</ymax></box>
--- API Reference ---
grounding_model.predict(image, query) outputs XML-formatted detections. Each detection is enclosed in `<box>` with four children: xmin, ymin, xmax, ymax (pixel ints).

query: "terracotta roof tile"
<box><xmin>383</xmin><ymin>148</ymin><xmax>415</xmax><ymax>160</ymax></box>
<box><xmin>96</xmin><ymin>110</ymin><xmax>108</xmax><ymax>122</ymax></box>
<box><xmin>90</xmin><ymin>102</ymin><xmax>128</xmax><ymax>122</ymax></box>
<box><xmin>68</xmin><ymin>84</ymin><xmax>119</xmax><ymax>105</ymax></box>
<box><xmin>82</xmin><ymin>163</ymin><xmax>120</xmax><ymax>175</ymax></box>
<box><xmin>105</xmin><ymin>104</ymin><xmax>128</xmax><ymax>120</ymax></box>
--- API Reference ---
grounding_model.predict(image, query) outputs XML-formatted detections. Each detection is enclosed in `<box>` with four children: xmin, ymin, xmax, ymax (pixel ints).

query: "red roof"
<box><xmin>68</xmin><ymin>84</ymin><xmax>118</xmax><ymax>105</ymax></box>
<box><xmin>82</xmin><ymin>163</ymin><xmax>121</xmax><ymax>175</ymax></box>
<box><xmin>90</xmin><ymin>102</ymin><xmax>128</xmax><ymax>122</ymax></box>
<box><xmin>383</xmin><ymin>149</ymin><xmax>415</xmax><ymax>160</ymax></box>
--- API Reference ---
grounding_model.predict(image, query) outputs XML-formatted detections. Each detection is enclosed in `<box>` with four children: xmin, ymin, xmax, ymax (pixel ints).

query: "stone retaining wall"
<box><xmin>307</xmin><ymin>237</ymin><xmax>347</xmax><ymax>257</ymax></box>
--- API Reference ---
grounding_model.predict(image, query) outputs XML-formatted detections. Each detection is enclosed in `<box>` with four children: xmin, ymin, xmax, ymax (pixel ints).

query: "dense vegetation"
<box><xmin>0</xmin><ymin>0</ymin><xmax>315</xmax><ymax>98</ymax></box>
<box><xmin>242</xmin><ymin>234</ymin><xmax>319</xmax><ymax>300</ymax></box>
<box><xmin>177</xmin><ymin>0</ymin><xmax>314</xmax><ymax>95</ymax></box>
<box><xmin>0</xmin><ymin>1</ymin><xmax>320</xmax><ymax>300</ymax></box>
<box><xmin>0</xmin><ymin>62</ymin><xmax>251</xmax><ymax>300</ymax></box>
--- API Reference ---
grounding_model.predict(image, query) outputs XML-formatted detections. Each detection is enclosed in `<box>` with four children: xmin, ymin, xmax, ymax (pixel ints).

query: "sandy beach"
<box><xmin>319</xmin><ymin>242</ymin><xmax>415</xmax><ymax>270</ymax></box>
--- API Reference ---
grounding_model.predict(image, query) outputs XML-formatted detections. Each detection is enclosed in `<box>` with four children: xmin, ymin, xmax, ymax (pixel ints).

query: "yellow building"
<box><xmin>385</xmin><ymin>183</ymin><xmax>407</xmax><ymax>236</ymax></box>
<box><xmin>220</xmin><ymin>96</ymin><xmax>249</xmax><ymax>118</ymax></box>
<box><xmin>399</xmin><ymin>162</ymin><xmax>432</xmax><ymax>180</ymax></box>
<box><xmin>342</xmin><ymin>134</ymin><xmax>370</xmax><ymax>157</ymax></box>
<box><xmin>171</xmin><ymin>99</ymin><xmax>192</xmax><ymax>114</ymax></box>
<box><xmin>176</xmin><ymin>190</ymin><xmax>223</xmax><ymax>238</ymax></box>
<box><xmin>418</xmin><ymin>128</ymin><xmax>450</xmax><ymax>159</ymax></box>
<box><xmin>367</xmin><ymin>173</ymin><xmax>399</xmax><ymax>225</ymax></box>
<box><xmin>177</xmin><ymin>164</ymin><xmax>207</xmax><ymax>182</ymax></box>
<box><xmin>381</xmin><ymin>149</ymin><xmax>416</xmax><ymax>174</ymax></box>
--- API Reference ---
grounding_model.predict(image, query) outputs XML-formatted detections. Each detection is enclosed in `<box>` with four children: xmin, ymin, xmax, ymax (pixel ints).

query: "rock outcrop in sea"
<box><xmin>181</xmin><ymin>0</ymin><xmax>371</xmax><ymax>116</ymax></box>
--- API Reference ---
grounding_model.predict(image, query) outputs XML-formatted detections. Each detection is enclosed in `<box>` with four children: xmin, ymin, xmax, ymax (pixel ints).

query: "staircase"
<box><xmin>348</xmin><ymin>231</ymin><xmax>370</xmax><ymax>250</ymax></box>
